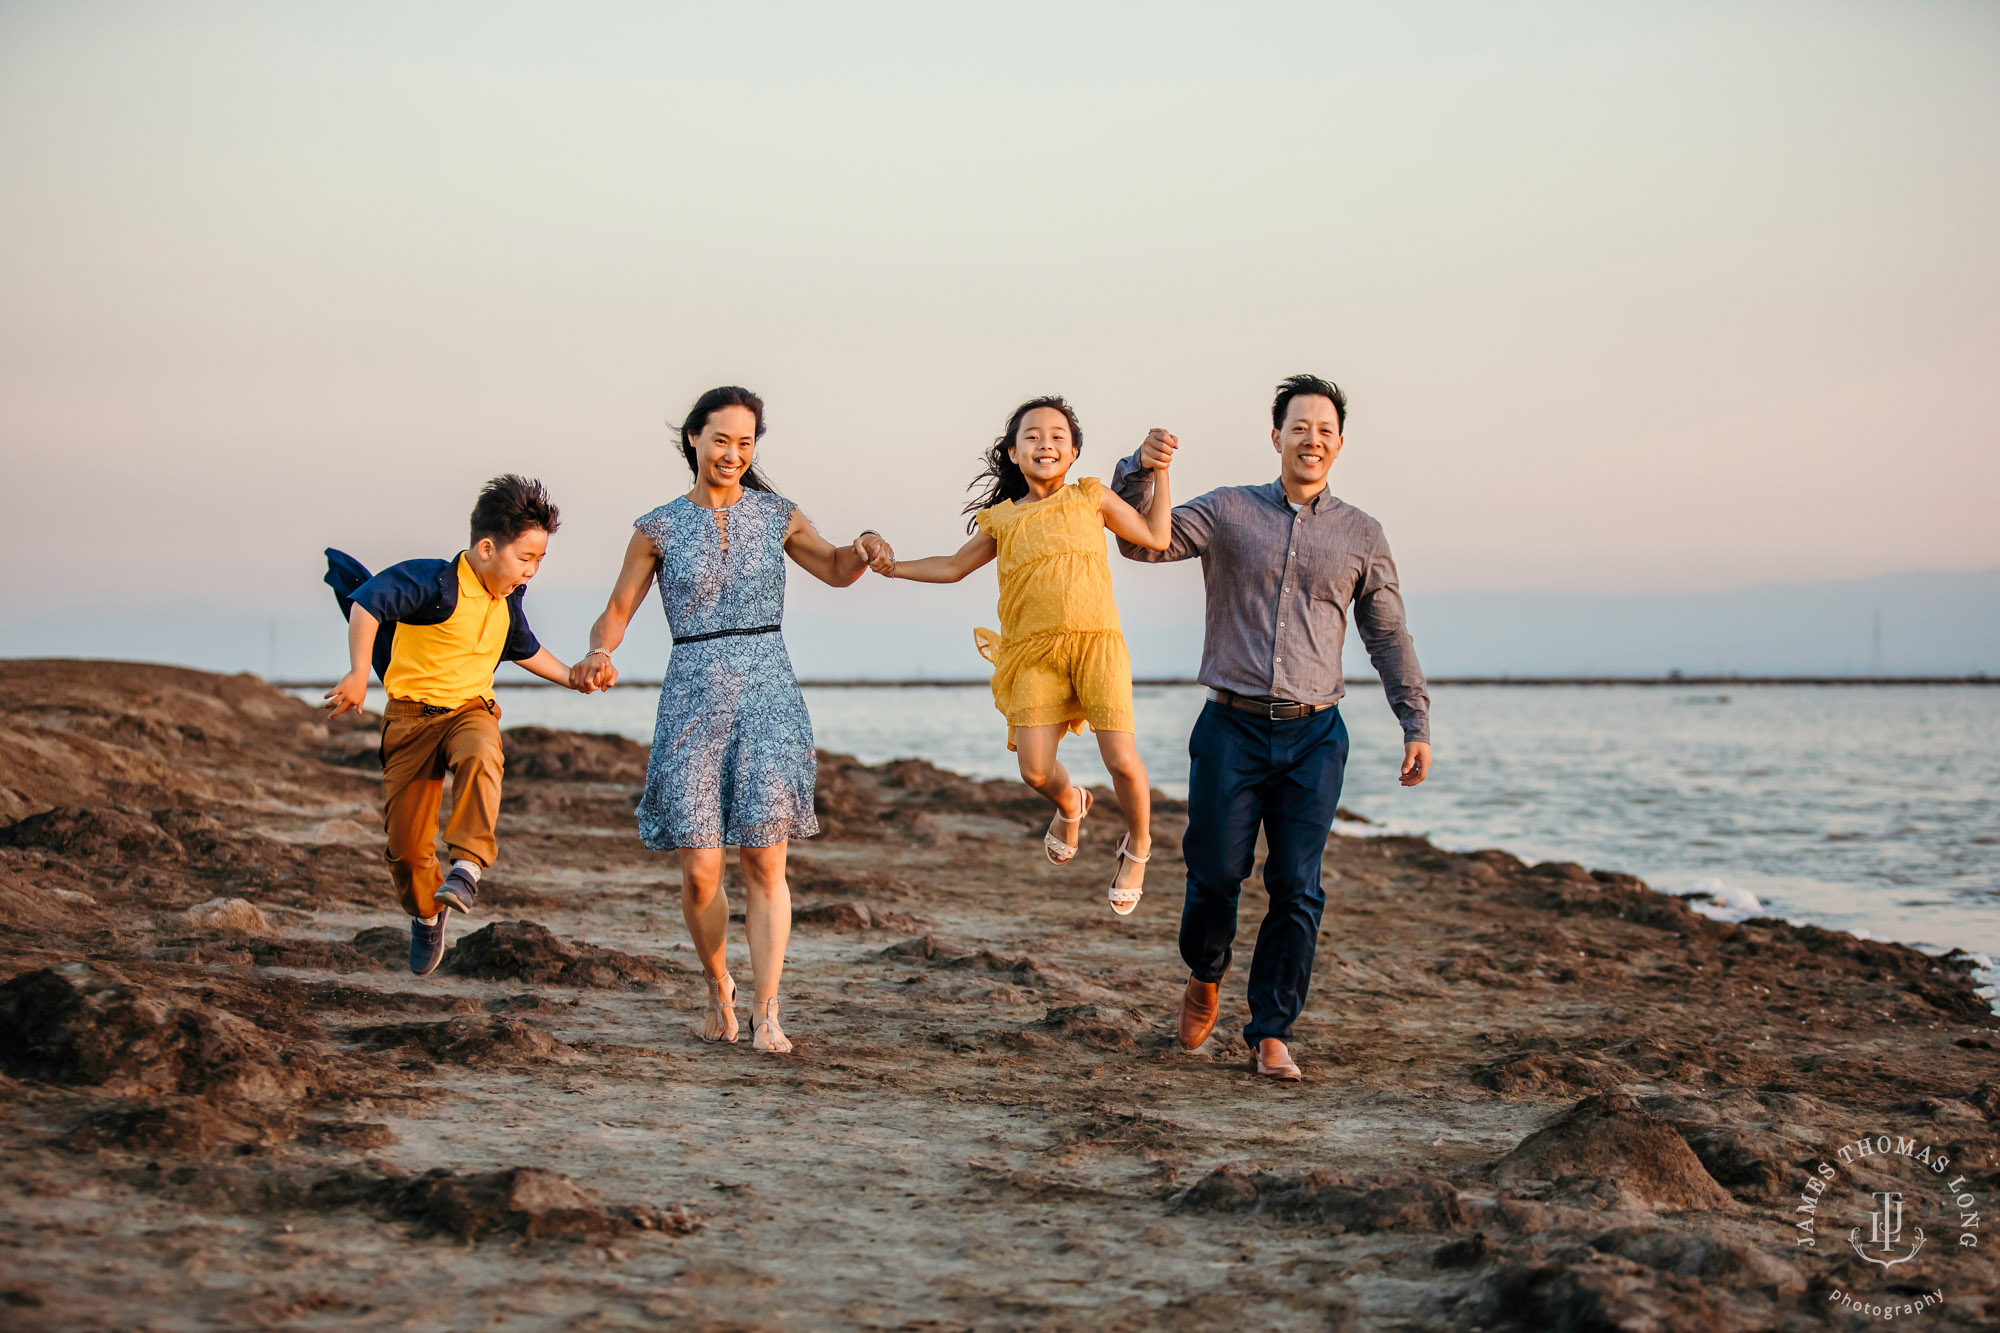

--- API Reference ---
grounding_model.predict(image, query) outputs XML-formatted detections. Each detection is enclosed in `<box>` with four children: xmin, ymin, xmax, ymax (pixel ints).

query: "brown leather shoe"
<box><xmin>1253</xmin><ymin>1037</ymin><xmax>1303</xmax><ymax>1081</ymax></box>
<box><xmin>1177</xmin><ymin>974</ymin><xmax>1222</xmax><ymax>1050</ymax></box>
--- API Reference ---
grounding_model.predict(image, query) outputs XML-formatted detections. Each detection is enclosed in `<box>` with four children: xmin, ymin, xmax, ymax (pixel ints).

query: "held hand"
<box><xmin>856</xmin><ymin>531</ymin><xmax>897</xmax><ymax>576</ymax></box>
<box><xmin>1139</xmin><ymin>428</ymin><xmax>1179</xmax><ymax>472</ymax></box>
<box><xmin>570</xmin><ymin>653</ymin><xmax>617</xmax><ymax>693</ymax></box>
<box><xmin>1400</xmin><ymin>741</ymin><xmax>1432</xmax><ymax>788</ymax></box>
<box><xmin>323</xmin><ymin>670</ymin><xmax>368</xmax><ymax>721</ymax></box>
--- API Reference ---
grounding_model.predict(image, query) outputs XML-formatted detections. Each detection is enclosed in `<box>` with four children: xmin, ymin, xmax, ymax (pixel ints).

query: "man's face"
<box><xmin>1271</xmin><ymin>394</ymin><xmax>1344</xmax><ymax>487</ymax></box>
<box><xmin>475</xmin><ymin>528</ymin><xmax>548</xmax><ymax>595</ymax></box>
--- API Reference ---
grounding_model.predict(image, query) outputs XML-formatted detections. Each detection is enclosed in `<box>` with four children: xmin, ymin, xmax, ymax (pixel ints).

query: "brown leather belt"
<box><xmin>1208</xmin><ymin>687</ymin><xmax>1332</xmax><ymax>721</ymax></box>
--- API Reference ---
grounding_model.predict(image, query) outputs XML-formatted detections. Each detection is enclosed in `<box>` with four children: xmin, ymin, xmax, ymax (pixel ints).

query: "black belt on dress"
<box><xmin>674</xmin><ymin>624</ymin><xmax>782</xmax><ymax>645</ymax></box>
<box><xmin>1209</xmin><ymin>687</ymin><xmax>1332</xmax><ymax>721</ymax></box>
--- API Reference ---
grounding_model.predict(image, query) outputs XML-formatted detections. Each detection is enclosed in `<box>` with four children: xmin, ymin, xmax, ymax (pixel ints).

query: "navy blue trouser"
<box><xmin>1180</xmin><ymin>699</ymin><xmax>1349</xmax><ymax>1044</ymax></box>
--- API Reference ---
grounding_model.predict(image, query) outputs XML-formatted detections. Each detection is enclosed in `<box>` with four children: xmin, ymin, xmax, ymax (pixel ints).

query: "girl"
<box><xmin>573</xmin><ymin>386</ymin><xmax>888</xmax><ymax>1052</ymax></box>
<box><xmin>869</xmin><ymin>396</ymin><xmax>1173</xmax><ymax>914</ymax></box>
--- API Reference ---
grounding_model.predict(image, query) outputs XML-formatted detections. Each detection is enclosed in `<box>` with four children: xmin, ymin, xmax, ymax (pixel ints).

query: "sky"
<box><xmin>3</xmin><ymin>1</ymin><xmax>1996</xmax><ymax>679</ymax></box>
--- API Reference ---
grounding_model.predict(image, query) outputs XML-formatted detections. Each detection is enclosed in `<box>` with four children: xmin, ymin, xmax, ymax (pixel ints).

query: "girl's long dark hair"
<box><xmin>678</xmin><ymin>385</ymin><xmax>780</xmax><ymax>494</ymax></box>
<box><xmin>961</xmin><ymin>395</ymin><xmax>1083</xmax><ymax>533</ymax></box>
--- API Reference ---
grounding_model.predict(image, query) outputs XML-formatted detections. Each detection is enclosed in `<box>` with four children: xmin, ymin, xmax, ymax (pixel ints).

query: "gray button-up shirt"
<box><xmin>1110</xmin><ymin>448</ymin><xmax>1431</xmax><ymax>744</ymax></box>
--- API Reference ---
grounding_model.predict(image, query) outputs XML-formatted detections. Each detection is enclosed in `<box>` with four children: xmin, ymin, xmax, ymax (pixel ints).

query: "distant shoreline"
<box><xmin>273</xmin><ymin>674</ymin><xmax>1999</xmax><ymax>690</ymax></box>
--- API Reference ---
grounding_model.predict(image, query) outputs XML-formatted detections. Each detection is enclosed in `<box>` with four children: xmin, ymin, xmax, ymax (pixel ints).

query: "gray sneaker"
<box><xmin>434</xmin><ymin>867</ymin><xmax>479</xmax><ymax>914</ymax></box>
<box><xmin>409</xmin><ymin>906</ymin><xmax>451</xmax><ymax>976</ymax></box>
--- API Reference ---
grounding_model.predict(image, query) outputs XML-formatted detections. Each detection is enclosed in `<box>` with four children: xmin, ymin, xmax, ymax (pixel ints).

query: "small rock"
<box><xmin>183</xmin><ymin>898</ymin><xmax>272</xmax><ymax>934</ymax></box>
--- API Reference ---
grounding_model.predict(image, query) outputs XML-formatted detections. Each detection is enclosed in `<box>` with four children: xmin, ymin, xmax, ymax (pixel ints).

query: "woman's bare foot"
<box><xmin>1108</xmin><ymin>833</ymin><xmax>1149</xmax><ymax>915</ymax></box>
<box><xmin>751</xmin><ymin>996</ymin><xmax>792</xmax><ymax>1053</ymax></box>
<box><xmin>699</xmin><ymin>972</ymin><xmax>739</xmax><ymax>1043</ymax></box>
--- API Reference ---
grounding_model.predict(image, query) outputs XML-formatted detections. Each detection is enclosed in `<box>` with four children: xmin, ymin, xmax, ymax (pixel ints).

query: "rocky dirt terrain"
<box><xmin>1</xmin><ymin>659</ymin><xmax>1996</xmax><ymax>1331</ymax></box>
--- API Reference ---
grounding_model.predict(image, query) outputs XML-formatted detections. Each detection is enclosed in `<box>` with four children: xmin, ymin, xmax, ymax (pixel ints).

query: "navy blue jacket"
<box><xmin>324</xmin><ymin>548</ymin><xmax>541</xmax><ymax>683</ymax></box>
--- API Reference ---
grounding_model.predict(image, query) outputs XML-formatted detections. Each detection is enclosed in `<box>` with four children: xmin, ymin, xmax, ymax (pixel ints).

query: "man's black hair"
<box><xmin>1271</xmin><ymin>373</ymin><xmax>1347</xmax><ymax>433</ymax></box>
<box><xmin>469</xmin><ymin>474</ymin><xmax>560</xmax><ymax>545</ymax></box>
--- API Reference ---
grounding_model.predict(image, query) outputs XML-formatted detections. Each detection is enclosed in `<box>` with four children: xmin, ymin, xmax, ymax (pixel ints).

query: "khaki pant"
<box><xmin>379</xmin><ymin>697</ymin><xmax>503</xmax><ymax>917</ymax></box>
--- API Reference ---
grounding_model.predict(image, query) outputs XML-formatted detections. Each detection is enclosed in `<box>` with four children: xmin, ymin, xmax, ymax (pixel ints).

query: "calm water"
<box><xmin>318</xmin><ymin>683</ymin><xmax>2000</xmax><ymax>980</ymax></box>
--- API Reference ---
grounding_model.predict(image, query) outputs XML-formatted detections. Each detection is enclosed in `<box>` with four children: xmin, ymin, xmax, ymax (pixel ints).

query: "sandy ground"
<box><xmin>2</xmin><ymin>660</ymin><xmax>1998</xmax><ymax>1331</ymax></box>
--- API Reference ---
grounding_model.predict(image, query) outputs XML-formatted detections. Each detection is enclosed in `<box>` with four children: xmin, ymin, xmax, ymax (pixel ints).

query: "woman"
<box><xmin>573</xmin><ymin>386</ymin><xmax>887</xmax><ymax>1052</ymax></box>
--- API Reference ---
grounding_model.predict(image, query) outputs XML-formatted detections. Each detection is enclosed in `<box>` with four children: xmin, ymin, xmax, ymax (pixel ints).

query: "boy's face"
<box><xmin>470</xmin><ymin>528</ymin><xmax>548</xmax><ymax>596</ymax></box>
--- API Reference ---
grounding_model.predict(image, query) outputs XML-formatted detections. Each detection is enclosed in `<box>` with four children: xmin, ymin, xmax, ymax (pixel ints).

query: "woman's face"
<box><xmin>1007</xmin><ymin>406</ymin><xmax>1077</xmax><ymax>485</ymax></box>
<box><xmin>692</xmin><ymin>404</ymin><xmax>759</xmax><ymax>488</ymax></box>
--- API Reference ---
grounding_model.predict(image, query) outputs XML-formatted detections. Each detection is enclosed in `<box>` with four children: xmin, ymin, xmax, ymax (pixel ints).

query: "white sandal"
<box><xmin>751</xmin><ymin>996</ymin><xmax>792</xmax><ymax>1053</ymax></box>
<box><xmin>1108</xmin><ymin>833</ymin><xmax>1148</xmax><ymax>916</ymax></box>
<box><xmin>698</xmin><ymin>972</ymin><xmax>738</xmax><ymax>1044</ymax></box>
<box><xmin>1044</xmin><ymin>787</ymin><xmax>1093</xmax><ymax>865</ymax></box>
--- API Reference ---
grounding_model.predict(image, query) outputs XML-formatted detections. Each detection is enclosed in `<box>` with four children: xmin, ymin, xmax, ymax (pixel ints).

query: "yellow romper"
<box><xmin>973</xmin><ymin>476</ymin><xmax>1136</xmax><ymax>751</ymax></box>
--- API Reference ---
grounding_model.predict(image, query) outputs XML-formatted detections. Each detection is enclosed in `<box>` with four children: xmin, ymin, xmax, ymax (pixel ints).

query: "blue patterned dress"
<box><xmin>633</xmin><ymin>491</ymin><xmax>820</xmax><ymax>849</ymax></box>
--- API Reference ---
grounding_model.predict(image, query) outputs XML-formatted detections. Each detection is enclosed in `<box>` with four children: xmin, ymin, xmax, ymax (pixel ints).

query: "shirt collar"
<box><xmin>455</xmin><ymin>552</ymin><xmax>497</xmax><ymax>601</ymax></box>
<box><xmin>1260</xmin><ymin>478</ymin><xmax>1334</xmax><ymax>514</ymax></box>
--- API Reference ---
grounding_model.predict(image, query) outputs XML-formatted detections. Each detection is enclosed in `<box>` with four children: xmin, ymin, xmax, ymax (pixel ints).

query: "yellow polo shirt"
<box><xmin>382</xmin><ymin>554</ymin><xmax>508</xmax><ymax>707</ymax></box>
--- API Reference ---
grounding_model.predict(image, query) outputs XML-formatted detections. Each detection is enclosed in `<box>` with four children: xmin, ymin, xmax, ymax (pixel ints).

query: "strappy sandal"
<box><xmin>751</xmin><ymin>996</ymin><xmax>792</xmax><ymax>1053</ymax></box>
<box><xmin>1108</xmin><ymin>834</ymin><xmax>1148</xmax><ymax>916</ymax></box>
<box><xmin>1044</xmin><ymin>787</ymin><xmax>1093</xmax><ymax>865</ymax></box>
<box><xmin>698</xmin><ymin>972</ymin><xmax>738</xmax><ymax>1044</ymax></box>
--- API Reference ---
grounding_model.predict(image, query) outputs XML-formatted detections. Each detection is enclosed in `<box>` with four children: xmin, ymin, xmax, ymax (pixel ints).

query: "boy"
<box><xmin>322</xmin><ymin>474</ymin><xmax>582</xmax><ymax>975</ymax></box>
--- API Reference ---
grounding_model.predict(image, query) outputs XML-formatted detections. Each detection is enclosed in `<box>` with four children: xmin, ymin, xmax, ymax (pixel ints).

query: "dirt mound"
<box><xmin>62</xmin><ymin>1097</ymin><xmax>276</xmax><ymax>1156</ymax></box>
<box><xmin>1182</xmin><ymin>1166</ymin><xmax>1471</xmax><ymax>1233</ymax></box>
<box><xmin>0</xmin><ymin>659</ymin><xmax>363</xmax><ymax>816</ymax></box>
<box><xmin>787</xmin><ymin>857</ymin><xmax>918</xmax><ymax>901</ymax></box>
<box><xmin>1032</xmin><ymin>1004</ymin><xmax>1143</xmax><ymax>1051</ymax></box>
<box><xmin>182</xmin><ymin>898</ymin><xmax>271</xmax><ymax>933</ymax></box>
<box><xmin>347</xmin><ymin>1015</ymin><xmax>580</xmax><ymax>1066</ymax></box>
<box><xmin>0</xmin><ymin>962</ymin><xmax>333</xmax><ymax>1107</ymax></box>
<box><xmin>792</xmin><ymin>901</ymin><xmax>915</xmax><ymax>932</ymax></box>
<box><xmin>877</xmin><ymin>934</ymin><xmax>972</xmax><ymax>962</ymax></box>
<box><xmin>241</xmin><ymin>926</ymin><xmax>406</xmax><ymax>973</ymax></box>
<box><xmin>1477</xmin><ymin>1050</ymin><xmax>1632</xmax><ymax>1098</ymax></box>
<box><xmin>811</xmin><ymin>752</ymin><xmax>882</xmax><ymax>839</ymax></box>
<box><xmin>442</xmin><ymin>921</ymin><xmax>681</xmax><ymax>989</ymax></box>
<box><xmin>933</xmin><ymin>949</ymin><xmax>1115</xmax><ymax>1001</ymax></box>
<box><xmin>501</xmin><ymin>728</ymin><xmax>648</xmax><ymax>784</ymax></box>
<box><xmin>322</xmin><ymin>1165</ymin><xmax>701</xmax><ymax>1242</ymax></box>
<box><xmin>0</xmin><ymin>806</ymin><xmax>184</xmax><ymax>862</ymax></box>
<box><xmin>1460</xmin><ymin>1248</ymin><xmax>1743</xmax><ymax>1332</ymax></box>
<box><xmin>1494</xmin><ymin>1093</ymin><xmax>1735</xmax><ymax>1212</ymax></box>
<box><xmin>1587</xmin><ymin>1224</ymin><xmax>1804</xmax><ymax>1291</ymax></box>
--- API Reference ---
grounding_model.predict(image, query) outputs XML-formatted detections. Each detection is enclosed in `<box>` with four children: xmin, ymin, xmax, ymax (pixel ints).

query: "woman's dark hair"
<box><xmin>469</xmin><ymin>474</ymin><xmax>560</xmax><ymax>545</ymax></box>
<box><xmin>677</xmin><ymin>385</ymin><xmax>779</xmax><ymax>493</ymax></box>
<box><xmin>1272</xmin><ymin>372</ymin><xmax>1347</xmax><ymax>433</ymax></box>
<box><xmin>962</xmin><ymin>395</ymin><xmax>1084</xmax><ymax>532</ymax></box>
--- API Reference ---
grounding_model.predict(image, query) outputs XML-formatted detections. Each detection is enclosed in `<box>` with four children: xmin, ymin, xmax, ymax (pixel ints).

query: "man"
<box><xmin>1111</xmin><ymin>374</ymin><xmax>1431</xmax><ymax>1080</ymax></box>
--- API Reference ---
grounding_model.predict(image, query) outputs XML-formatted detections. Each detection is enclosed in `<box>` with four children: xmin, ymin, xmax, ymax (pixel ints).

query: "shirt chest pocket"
<box><xmin>1295</xmin><ymin>542</ymin><xmax>1351</xmax><ymax>599</ymax></box>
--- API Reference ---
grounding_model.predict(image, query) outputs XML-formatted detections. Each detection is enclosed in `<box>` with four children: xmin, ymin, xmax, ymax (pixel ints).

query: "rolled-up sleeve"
<box><xmin>1109</xmin><ymin>447</ymin><xmax>1216</xmax><ymax>564</ymax></box>
<box><xmin>1352</xmin><ymin>530</ymin><xmax>1431</xmax><ymax>745</ymax></box>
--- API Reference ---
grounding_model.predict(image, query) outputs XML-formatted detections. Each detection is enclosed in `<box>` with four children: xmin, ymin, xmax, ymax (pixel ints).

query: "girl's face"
<box><xmin>1007</xmin><ymin>406</ymin><xmax>1077</xmax><ymax>485</ymax></box>
<box><xmin>691</xmin><ymin>404</ymin><xmax>759</xmax><ymax>489</ymax></box>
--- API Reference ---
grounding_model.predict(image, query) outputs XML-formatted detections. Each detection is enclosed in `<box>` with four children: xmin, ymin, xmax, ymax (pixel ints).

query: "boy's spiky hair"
<box><xmin>469</xmin><ymin>474</ymin><xmax>560</xmax><ymax>545</ymax></box>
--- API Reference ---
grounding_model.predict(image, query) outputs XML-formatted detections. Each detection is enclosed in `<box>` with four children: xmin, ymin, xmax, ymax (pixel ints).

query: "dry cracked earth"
<box><xmin>2</xmin><ymin>659</ymin><xmax>1998</xmax><ymax>1331</ymax></box>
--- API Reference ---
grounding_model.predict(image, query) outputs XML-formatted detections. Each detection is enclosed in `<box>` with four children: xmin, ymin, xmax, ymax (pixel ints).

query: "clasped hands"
<box><xmin>565</xmin><ymin>531</ymin><xmax>900</xmax><ymax>693</ymax></box>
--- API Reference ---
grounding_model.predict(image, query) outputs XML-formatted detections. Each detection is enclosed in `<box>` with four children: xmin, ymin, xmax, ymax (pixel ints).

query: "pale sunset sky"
<box><xmin>3</xmin><ymin>2</ymin><xmax>1995</xmax><ymax>677</ymax></box>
